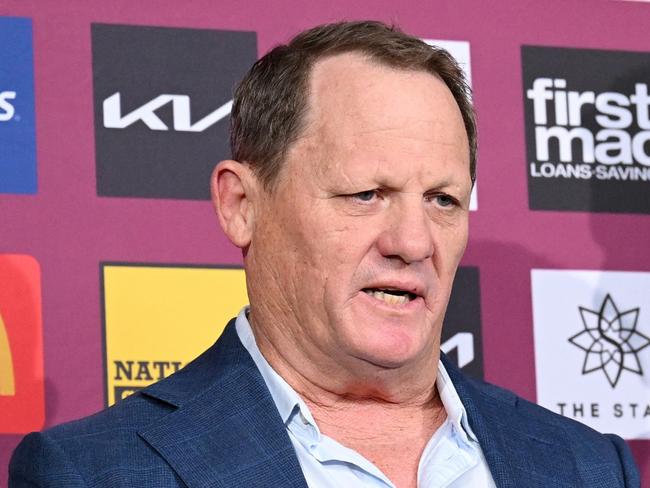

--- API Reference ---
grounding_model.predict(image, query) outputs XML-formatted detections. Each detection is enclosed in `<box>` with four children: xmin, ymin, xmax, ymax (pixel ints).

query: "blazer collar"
<box><xmin>137</xmin><ymin>320</ymin><xmax>309</xmax><ymax>488</ymax></box>
<box><xmin>441</xmin><ymin>354</ymin><xmax>580</xmax><ymax>487</ymax></box>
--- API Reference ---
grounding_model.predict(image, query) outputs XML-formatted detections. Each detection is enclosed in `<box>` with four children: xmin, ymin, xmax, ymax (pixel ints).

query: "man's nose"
<box><xmin>375</xmin><ymin>197</ymin><xmax>434</xmax><ymax>264</ymax></box>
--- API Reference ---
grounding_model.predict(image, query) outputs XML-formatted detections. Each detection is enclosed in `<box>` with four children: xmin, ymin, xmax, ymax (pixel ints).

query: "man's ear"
<box><xmin>211</xmin><ymin>160</ymin><xmax>258</xmax><ymax>248</ymax></box>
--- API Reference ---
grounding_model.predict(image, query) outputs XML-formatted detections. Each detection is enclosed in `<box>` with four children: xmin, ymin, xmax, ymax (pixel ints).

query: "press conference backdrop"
<box><xmin>1</xmin><ymin>0</ymin><xmax>650</xmax><ymax>484</ymax></box>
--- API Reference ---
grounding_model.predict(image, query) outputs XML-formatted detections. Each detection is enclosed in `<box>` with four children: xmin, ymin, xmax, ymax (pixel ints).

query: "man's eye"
<box><xmin>352</xmin><ymin>190</ymin><xmax>377</xmax><ymax>202</ymax></box>
<box><xmin>431</xmin><ymin>194</ymin><xmax>457</xmax><ymax>208</ymax></box>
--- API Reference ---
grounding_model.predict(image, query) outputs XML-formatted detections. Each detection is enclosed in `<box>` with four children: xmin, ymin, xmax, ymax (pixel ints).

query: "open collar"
<box><xmin>137</xmin><ymin>321</ymin><xmax>309</xmax><ymax>488</ymax></box>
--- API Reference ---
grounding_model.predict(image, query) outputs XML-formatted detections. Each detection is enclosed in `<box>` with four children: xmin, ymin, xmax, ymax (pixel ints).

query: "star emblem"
<box><xmin>568</xmin><ymin>294</ymin><xmax>650</xmax><ymax>388</ymax></box>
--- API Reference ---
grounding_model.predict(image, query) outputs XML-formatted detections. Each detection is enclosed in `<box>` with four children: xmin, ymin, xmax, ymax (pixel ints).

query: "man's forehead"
<box><xmin>298</xmin><ymin>53</ymin><xmax>459</xmax><ymax>140</ymax></box>
<box><xmin>307</xmin><ymin>53</ymin><xmax>444</xmax><ymax>111</ymax></box>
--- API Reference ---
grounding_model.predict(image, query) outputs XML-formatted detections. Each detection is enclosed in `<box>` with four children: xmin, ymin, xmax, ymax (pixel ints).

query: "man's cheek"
<box><xmin>329</xmin><ymin>217</ymin><xmax>369</xmax><ymax>243</ymax></box>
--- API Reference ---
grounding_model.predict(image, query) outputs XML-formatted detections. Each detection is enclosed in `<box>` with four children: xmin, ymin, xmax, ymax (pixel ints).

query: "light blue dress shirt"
<box><xmin>235</xmin><ymin>308</ymin><xmax>496</xmax><ymax>487</ymax></box>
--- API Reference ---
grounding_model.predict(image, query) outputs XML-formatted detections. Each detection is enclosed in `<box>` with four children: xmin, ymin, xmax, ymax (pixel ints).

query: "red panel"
<box><xmin>0</xmin><ymin>254</ymin><xmax>45</xmax><ymax>434</ymax></box>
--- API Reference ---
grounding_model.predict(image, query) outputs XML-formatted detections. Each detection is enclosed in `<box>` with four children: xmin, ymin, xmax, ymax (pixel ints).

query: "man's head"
<box><xmin>213</xmin><ymin>21</ymin><xmax>475</xmax><ymax>397</ymax></box>
<box><xmin>230</xmin><ymin>20</ymin><xmax>476</xmax><ymax>190</ymax></box>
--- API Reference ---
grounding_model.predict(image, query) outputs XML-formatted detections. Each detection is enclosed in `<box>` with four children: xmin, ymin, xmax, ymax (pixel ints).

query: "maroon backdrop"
<box><xmin>1</xmin><ymin>0</ymin><xmax>650</xmax><ymax>485</ymax></box>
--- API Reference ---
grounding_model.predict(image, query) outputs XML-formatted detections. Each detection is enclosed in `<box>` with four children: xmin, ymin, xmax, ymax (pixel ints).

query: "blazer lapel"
<box><xmin>442</xmin><ymin>355</ymin><xmax>579</xmax><ymax>488</ymax></box>
<box><xmin>136</xmin><ymin>322</ymin><xmax>308</xmax><ymax>488</ymax></box>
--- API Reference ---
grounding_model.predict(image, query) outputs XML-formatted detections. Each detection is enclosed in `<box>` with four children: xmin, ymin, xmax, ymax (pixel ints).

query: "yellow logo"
<box><xmin>0</xmin><ymin>310</ymin><xmax>15</xmax><ymax>396</ymax></box>
<box><xmin>102</xmin><ymin>264</ymin><xmax>248</xmax><ymax>406</ymax></box>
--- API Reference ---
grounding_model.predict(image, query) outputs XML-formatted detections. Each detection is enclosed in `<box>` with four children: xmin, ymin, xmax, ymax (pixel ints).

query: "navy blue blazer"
<box><xmin>10</xmin><ymin>320</ymin><xmax>640</xmax><ymax>487</ymax></box>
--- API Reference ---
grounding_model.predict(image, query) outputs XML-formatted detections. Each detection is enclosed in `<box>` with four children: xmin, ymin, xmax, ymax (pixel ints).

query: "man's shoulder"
<box><xmin>465</xmin><ymin>372</ymin><xmax>611</xmax><ymax>442</ymax></box>
<box><xmin>461</xmin><ymin>373</ymin><xmax>607</xmax><ymax>442</ymax></box>
<box><xmin>9</xmin><ymin>390</ymin><xmax>182</xmax><ymax>487</ymax></box>
<box><xmin>31</xmin><ymin>322</ymin><xmax>244</xmax><ymax>444</ymax></box>
<box><xmin>17</xmin><ymin>321</ymin><xmax>244</xmax><ymax>437</ymax></box>
<box><xmin>451</xmin><ymin>367</ymin><xmax>639</xmax><ymax>486</ymax></box>
<box><xmin>45</xmin><ymin>386</ymin><xmax>172</xmax><ymax>440</ymax></box>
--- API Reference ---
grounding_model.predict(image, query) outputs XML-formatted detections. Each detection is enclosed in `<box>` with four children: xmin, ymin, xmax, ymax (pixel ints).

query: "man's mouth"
<box><xmin>362</xmin><ymin>288</ymin><xmax>418</xmax><ymax>306</ymax></box>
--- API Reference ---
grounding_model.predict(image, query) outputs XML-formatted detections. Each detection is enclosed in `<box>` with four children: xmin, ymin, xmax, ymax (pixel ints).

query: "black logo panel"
<box><xmin>92</xmin><ymin>24</ymin><xmax>257</xmax><ymax>199</ymax></box>
<box><xmin>442</xmin><ymin>266</ymin><xmax>484</xmax><ymax>379</ymax></box>
<box><xmin>522</xmin><ymin>46</ymin><xmax>650</xmax><ymax>213</ymax></box>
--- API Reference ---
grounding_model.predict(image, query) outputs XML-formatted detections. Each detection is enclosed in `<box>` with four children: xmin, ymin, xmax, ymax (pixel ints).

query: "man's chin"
<box><xmin>342</xmin><ymin>326</ymin><xmax>432</xmax><ymax>372</ymax></box>
<box><xmin>355</xmin><ymin>354</ymin><xmax>418</xmax><ymax>371</ymax></box>
<box><xmin>330</xmin><ymin>292</ymin><xmax>440</xmax><ymax>371</ymax></box>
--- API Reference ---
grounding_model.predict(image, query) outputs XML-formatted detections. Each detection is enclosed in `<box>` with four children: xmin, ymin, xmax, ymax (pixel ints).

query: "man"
<box><xmin>10</xmin><ymin>21</ymin><xmax>640</xmax><ymax>487</ymax></box>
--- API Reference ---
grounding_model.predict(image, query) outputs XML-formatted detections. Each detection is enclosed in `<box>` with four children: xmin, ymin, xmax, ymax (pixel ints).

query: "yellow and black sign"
<box><xmin>102</xmin><ymin>263</ymin><xmax>247</xmax><ymax>406</ymax></box>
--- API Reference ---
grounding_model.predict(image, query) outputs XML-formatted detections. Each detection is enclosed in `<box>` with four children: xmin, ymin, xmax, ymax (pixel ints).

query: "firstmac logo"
<box><xmin>92</xmin><ymin>24</ymin><xmax>257</xmax><ymax>200</ymax></box>
<box><xmin>102</xmin><ymin>93</ymin><xmax>232</xmax><ymax>132</ymax></box>
<box><xmin>527</xmin><ymin>79</ymin><xmax>650</xmax><ymax>170</ymax></box>
<box><xmin>522</xmin><ymin>46</ymin><xmax>650</xmax><ymax>213</ymax></box>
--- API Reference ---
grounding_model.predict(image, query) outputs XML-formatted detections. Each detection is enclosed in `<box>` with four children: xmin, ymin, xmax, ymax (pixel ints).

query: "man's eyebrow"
<box><xmin>425</xmin><ymin>180</ymin><xmax>470</xmax><ymax>192</ymax></box>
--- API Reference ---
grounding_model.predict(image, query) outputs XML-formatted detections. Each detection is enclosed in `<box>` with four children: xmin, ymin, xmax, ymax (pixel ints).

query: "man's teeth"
<box><xmin>365</xmin><ymin>289</ymin><xmax>412</xmax><ymax>305</ymax></box>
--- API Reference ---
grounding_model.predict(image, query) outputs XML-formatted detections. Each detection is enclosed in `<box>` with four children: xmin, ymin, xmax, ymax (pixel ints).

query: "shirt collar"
<box><xmin>235</xmin><ymin>306</ymin><xmax>478</xmax><ymax>444</ymax></box>
<box><xmin>235</xmin><ymin>307</ymin><xmax>317</xmax><ymax>429</ymax></box>
<box><xmin>436</xmin><ymin>358</ymin><xmax>479</xmax><ymax>444</ymax></box>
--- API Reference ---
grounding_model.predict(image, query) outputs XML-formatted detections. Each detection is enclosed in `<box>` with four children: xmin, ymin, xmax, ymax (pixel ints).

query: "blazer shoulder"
<box><xmin>29</xmin><ymin>320</ymin><xmax>243</xmax><ymax>447</ymax></box>
<box><xmin>458</xmin><ymin>373</ymin><xmax>640</xmax><ymax>486</ymax></box>
<box><xmin>469</xmin><ymin>373</ymin><xmax>619</xmax><ymax>444</ymax></box>
<box><xmin>9</xmin><ymin>431</ymin><xmax>88</xmax><ymax>487</ymax></box>
<box><xmin>47</xmin><ymin>386</ymin><xmax>175</xmax><ymax>441</ymax></box>
<box><xmin>10</xmin><ymin>391</ymin><xmax>176</xmax><ymax>486</ymax></box>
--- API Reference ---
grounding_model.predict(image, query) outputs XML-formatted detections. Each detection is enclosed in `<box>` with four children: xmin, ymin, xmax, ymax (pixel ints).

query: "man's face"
<box><xmin>247</xmin><ymin>53</ymin><xmax>472</xmax><ymax>375</ymax></box>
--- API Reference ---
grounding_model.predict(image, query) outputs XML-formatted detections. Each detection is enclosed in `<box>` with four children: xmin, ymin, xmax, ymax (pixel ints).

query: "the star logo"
<box><xmin>568</xmin><ymin>294</ymin><xmax>650</xmax><ymax>388</ymax></box>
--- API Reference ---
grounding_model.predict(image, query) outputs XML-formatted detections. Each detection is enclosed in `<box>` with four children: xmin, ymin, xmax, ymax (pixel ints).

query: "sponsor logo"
<box><xmin>532</xmin><ymin>269</ymin><xmax>650</xmax><ymax>439</ymax></box>
<box><xmin>102</xmin><ymin>263</ymin><xmax>248</xmax><ymax>405</ymax></box>
<box><xmin>523</xmin><ymin>46</ymin><xmax>650</xmax><ymax>213</ymax></box>
<box><xmin>0</xmin><ymin>17</ymin><xmax>37</xmax><ymax>194</ymax></box>
<box><xmin>92</xmin><ymin>24</ymin><xmax>257</xmax><ymax>200</ymax></box>
<box><xmin>425</xmin><ymin>39</ymin><xmax>478</xmax><ymax>211</ymax></box>
<box><xmin>0</xmin><ymin>90</ymin><xmax>17</xmax><ymax>122</ymax></box>
<box><xmin>442</xmin><ymin>266</ymin><xmax>484</xmax><ymax>378</ymax></box>
<box><xmin>569</xmin><ymin>294</ymin><xmax>650</xmax><ymax>388</ymax></box>
<box><xmin>102</xmin><ymin>93</ymin><xmax>232</xmax><ymax>132</ymax></box>
<box><xmin>0</xmin><ymin>254</ymin><xmax>45</xmax><ymax>433</ymax></box>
